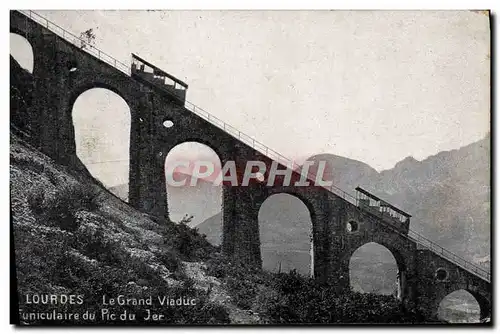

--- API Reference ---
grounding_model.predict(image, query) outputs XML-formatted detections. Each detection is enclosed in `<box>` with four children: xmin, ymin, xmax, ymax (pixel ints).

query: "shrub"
<box><xmin>77</xmin><ymin>229</ymin><xmax>126</xmax><ymax>266</ymax></box>
<box><xmin>205</xmin><ymin>255</ymin><xmax>264</xmax><ymax>309</ymax></box>
<box><xmin>273</xmin><ymin>269</ymin><xmax>309</xmax><ymax>295</ymax></box>
<box><xmin>205</xmin><ymin>255</ymin><xmax>431</xmax><ymax>324</ymax></box>
<box><xmin>10</xmin><ymin>155</ymin><xmax>45</xmax><ymax>176</ymax></box>
<box><xmin>205</xmin><ymin>255</ymin><xmax>228</xmax><ymax>279</ymax></box>
<box><xmin>48</xmin><ymin>182</ymin><xmax>101</xmax><ymax>213</ymax></box>
<box><xmin>26</xmin><ymin>186</ymin><xmax>45</xmax><ymax>215</ymax></box>
<box><xmin>15</xmin><ymin>223</ymin><xmax>232</xmax><ymax>325</ymax></box>
<box><xmin>226</xmin><ymin>276</ymin><xmax>258</xmax><ymax>309</ymax></box>
<box><xmin>260</xmin><ymin>271</ymin><xmax>430</xmax><ymax>324</ymax></box>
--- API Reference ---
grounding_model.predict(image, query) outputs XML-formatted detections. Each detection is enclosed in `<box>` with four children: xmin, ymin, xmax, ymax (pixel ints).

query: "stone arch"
<box><xmin>10</xmin><ymin>32</ymin><xmax>34</xmax><ymax>74</ymax></box>
<box><xmin>164</xmin><ymin>141</ymin><xmax>223</xmax><ymax>228</ymax></box>
<box><xmin>71</xmin><ymin>87</ymin><xmax>131</xmax><ymax>199</ymax></box>
<box><xmin>437</xmin><ymin>289</ymin><xmax>484</xmax><ymax>323</ymax></box>
<box><xmin>257</xmin><ymin>192</ymin><xmax>315</xmax><ymax>277</ymax></box>
<box><xmin>347</xmin><ymin>241</ymin><xmax>405</xmax><ymax>298</ymax></box>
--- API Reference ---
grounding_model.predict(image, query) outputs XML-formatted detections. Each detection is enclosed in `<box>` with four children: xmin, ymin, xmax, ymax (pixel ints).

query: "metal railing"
<box><xmin>16</xmin><ymin>9</ymin><xmax>491</xmax><ymax>283</ymax></box>
<box><xmin>19</xmin><ymin>10</ymin><xmax>131</xmax><ymax>76</ymax></box>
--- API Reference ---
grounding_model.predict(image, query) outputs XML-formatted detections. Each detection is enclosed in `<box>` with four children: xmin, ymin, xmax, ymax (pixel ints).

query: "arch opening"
<box><xmin>435</xmin><ymin>268</ymin><xmax>448</xmax><ymax>281</ymax></box>
<box><xmin>346</xmin><ymin>220</ymin><xmax>359</xmax><ymax>233</ymax></box>
<box><xmin>258</xmin><ymin>193</ymin><xmax>314</xmax><ymax>277</ymax></box>
<box><xmin>10</xmin><ymin>33</ymin><xmax>34</xmax><ymax>74</ymax></box>
<box><xmin>437</xmin><ymin>289</ymin><xmax>481</xmax><ymax>323</ymax></box>
<box><xmin>349</xmin><ymin>242</ymin><xmax>400</xmax><ymax>296</ymax></box>
<box><xmin>72</xmin><ymin>88</ymin><xmax>131</xmax><ymax>201</ymax></box>
<box><xmin>165</xmin><ymin>142</ymin><xmax>223</xmax><ymax>236</ymax></box>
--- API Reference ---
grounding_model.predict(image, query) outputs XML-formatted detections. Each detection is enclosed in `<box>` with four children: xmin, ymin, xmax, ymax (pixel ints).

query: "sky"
<box><xmin>10</xmin><ymin>10</ymin><xmax>490</xmax><ymax>179</ymax></box>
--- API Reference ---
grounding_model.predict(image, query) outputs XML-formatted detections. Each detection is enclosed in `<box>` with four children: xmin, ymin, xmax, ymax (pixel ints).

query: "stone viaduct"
<box><xmin>10</xmin><ymin>10</ymin><xmax>491</xmax><ymax>321</ymax></box>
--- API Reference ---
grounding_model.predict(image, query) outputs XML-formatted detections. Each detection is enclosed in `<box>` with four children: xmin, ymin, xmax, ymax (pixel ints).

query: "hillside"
<box><xmin>10</xmin><ymin>53</ymin><xmax>451</xmax><ymax>324</ymax></box>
